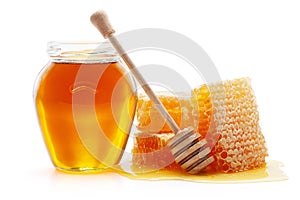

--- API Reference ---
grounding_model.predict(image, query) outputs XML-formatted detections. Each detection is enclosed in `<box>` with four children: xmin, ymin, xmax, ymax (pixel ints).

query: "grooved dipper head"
<box><xmin>90</xmin><ymin>10</ymin><xmax>115</xmax><ymax>38</ymax></box>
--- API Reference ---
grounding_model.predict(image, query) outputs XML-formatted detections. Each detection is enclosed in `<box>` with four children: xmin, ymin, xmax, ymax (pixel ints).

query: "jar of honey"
<box><xmin>34</xmin><ymin>41</ymin><xmax>137</xmax><ymax>173</ymax></box>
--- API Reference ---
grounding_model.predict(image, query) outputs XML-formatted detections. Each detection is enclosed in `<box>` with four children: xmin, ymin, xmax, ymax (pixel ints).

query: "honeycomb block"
<box><xmin>132</xmin><ymin>78</ymin><xmax>268</xmax><ymax>173</ymax></box>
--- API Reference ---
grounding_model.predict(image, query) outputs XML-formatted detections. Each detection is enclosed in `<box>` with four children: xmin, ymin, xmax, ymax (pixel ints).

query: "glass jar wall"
<box><xmin>34</xmin><ymin>42</ymin><xmax>137</xmax><ymax>173</ymax></box>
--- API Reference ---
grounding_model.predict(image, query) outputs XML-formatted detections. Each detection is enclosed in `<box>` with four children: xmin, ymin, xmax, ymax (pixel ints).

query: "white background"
<box><xmin>1</xmin><ymin>0</ymin><xmax>299</xmax><ymax>199</ymax></box>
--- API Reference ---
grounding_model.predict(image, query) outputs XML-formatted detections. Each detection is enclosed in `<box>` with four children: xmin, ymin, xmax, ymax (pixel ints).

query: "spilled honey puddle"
<box><xmin>111</xmin><ymin>160</ymin><xmax>287</xmax><ymax>183</ymax></box>
<box><xmin>54</xmin><ymin>160</ymin><xmax>287</xmax><ymax>183</ymax></box>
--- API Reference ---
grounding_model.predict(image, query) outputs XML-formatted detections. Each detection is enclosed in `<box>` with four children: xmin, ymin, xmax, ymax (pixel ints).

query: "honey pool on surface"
<box><xmin>35</xmin><ymin>62</ymin><xmax>136</xmax><ymax>171</ymax></box>
<box><xmin>109</xmin><ymin>160</ymin><xmax>287</xmax><ymax>183</ymax></box>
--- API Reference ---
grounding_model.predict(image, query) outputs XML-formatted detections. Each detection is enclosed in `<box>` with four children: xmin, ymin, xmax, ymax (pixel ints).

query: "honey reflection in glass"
<box><xmin>35</xmin><ymin>62</ymin><xmax>136</xmax><ymax>172</ymax></box>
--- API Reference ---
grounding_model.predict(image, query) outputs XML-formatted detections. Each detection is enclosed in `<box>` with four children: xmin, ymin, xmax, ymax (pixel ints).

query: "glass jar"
<box><xmin>34</xmin><ymin>42</ymin><xmax>137</xmax><ymax>173</ymax></box>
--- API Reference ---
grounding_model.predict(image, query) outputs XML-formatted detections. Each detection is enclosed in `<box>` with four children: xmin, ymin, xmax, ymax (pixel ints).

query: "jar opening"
<box><xmin>47</xmin><ymin>41</ymin><xmax>119</xmax><ymax>64</ymax></box>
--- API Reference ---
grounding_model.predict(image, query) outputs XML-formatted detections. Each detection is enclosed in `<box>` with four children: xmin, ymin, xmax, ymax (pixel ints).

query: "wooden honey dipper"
<box><xmin>90</xmin><ymin>11</ymin><xmax>214</xmax><ymax>174</ymax></box>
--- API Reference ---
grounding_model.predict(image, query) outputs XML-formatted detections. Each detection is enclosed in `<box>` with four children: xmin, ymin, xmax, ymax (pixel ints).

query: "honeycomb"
<box><xmin>132</xmin><ymin>77</ymin><xmax>268</xmax><ymax>173</ymax></box>
<box><xmin>136</xmin><ymin>92</ymin><xmax>196</xmax><ymax>133</ymax></box>
<box><xmin>132</xmin><ymin>132</ymin><xmax>182</xmax><ymax>171</ymax></box>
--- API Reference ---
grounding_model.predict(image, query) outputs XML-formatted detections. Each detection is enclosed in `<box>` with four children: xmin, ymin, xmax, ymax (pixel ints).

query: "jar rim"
<box><xmin>47</xmin><ymin>41</ymin><xmax>119</xmax><ymax>64</ymax></box>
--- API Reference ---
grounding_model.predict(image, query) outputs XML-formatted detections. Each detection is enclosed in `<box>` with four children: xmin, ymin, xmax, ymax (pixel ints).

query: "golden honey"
<box><xmin>34</xmin><ymin>42</ymin><xmax>137</xmax><ymax>172</ymax></box>
<box><xmin>120</xmin><ymin>160</ymin><xmax>287</xmax><ymax>183</ymax></box>
<box><xmin>69</xmin><ymin>160</ymin><xmax>285</xmax><ymax>182</ymax></box>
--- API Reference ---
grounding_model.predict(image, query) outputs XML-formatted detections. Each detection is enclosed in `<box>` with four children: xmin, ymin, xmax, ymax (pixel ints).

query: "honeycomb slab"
<box><xmin>132</xmin><ymin>77</ymin><xmax>268</xmax><ymax>173</ymax></box>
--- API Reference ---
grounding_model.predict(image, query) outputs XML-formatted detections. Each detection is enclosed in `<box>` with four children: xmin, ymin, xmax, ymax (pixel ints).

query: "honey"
<box><xmin>34</xmin><ymin>42</ymin><xmax>137</xmax><ymax>172</ymax></box>
<box><xmin>116</xmin><ymin>160</ymin><xmax>287</xmax><ymax>183</ymax></box>
<box><xmin>67</xmin><ymin>159</ymin><xmax>285</xmax><ymax>182</ymax></box>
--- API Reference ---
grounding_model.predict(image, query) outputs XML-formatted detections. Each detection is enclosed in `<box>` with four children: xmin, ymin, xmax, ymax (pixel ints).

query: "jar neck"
<box><xmin>47</xmin><ymin>41</ymin><xmax>119</xmax><ymax>64</ymax></box>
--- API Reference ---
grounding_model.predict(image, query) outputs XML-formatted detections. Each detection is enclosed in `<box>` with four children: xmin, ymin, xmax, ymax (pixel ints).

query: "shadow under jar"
<box><xmin>34</xmin><ymin>42</ymin><xmax>137</xmax><ymax>173</ymax></box>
